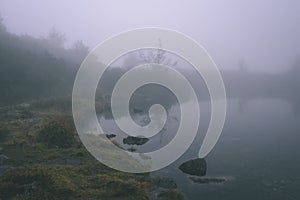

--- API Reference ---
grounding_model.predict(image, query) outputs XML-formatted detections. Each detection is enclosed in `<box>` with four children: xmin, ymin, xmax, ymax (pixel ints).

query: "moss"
<box><xmin>0</xmin><ymin>164</ymin><xmax>149</xmax><ymax>200</ymax></box>
<box><xmin>0</xmin><ymin>127</ymin><xmax>10</xmax><ymax>142</ymax></box>
<box><xmin>157</xmin><ymin>190</ymin><xmax>185</xmax><ymax>200</ymax></box>
<box><xmin>0</xmin><ymin>104</ymin><xmax>179</xmax><ymax>200</ymax></box>
<box><xmin>37</xmin><ymin>121</ymin><xmax>74</xmax><ymax>149</ymax></box>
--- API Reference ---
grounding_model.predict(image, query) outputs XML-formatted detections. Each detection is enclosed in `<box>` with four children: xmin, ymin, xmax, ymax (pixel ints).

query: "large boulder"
<box><xmin>178</xmin><ymin>158</ymin><xmax>206</xmax><ymax>176</ymax></box>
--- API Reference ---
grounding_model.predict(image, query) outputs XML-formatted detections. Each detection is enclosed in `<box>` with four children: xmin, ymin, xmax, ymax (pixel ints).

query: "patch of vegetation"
<box><xmin>0</xmin><ymin>127</ymin><xmax>10</xmax><ymax>141</ymax></box>
<box><xmin>0</xmin><ymin>19</ymin><xmax>184</xmax><ymax>199</ymax></box>
<box><xmin>31</xmin><ymin>96</ymin><xmax>72</xmax><ymax>113</ymax></box>
<box><xmin>157</xmin><ymin>190</ymin><xmax>184</xmax><ymax>200</ymax></box>
<box><xmin>0</xmin><ymin>165</ymin><xmax>149</xmax><ymax>200</ymax></box>
<box><xmin>37</xmin><ymin>120</ymin><xmax>74</xmax><ymax>149</ymax></box>
<box><xmin>0</xmin><ymin>104</ymin><xmax>182</xmax><ymax>199</ymax></box>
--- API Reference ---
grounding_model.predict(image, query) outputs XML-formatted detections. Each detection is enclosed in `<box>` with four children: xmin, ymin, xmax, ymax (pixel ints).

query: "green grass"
<box><xmin>0</xmin><ymin>102</ymin><xmax>183</xmax><ymax>200</ymax></box>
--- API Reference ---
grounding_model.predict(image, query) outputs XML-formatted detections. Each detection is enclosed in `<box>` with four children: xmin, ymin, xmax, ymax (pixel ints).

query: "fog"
<box><xmin>1</xmin><ymin>1</ymin><xmax>300</xmax><ymax>199</ymax></box>
<box><xmin>1</xmin><ymin>0</ymin><xmax>300</xmax><ymax>73</ymax></box>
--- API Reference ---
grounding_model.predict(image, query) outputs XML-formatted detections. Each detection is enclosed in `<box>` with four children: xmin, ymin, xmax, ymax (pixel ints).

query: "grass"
<box><xmin>0</xmin><ymin>101</ymin><xmax>184</xmax><ymax>199</ymax></box>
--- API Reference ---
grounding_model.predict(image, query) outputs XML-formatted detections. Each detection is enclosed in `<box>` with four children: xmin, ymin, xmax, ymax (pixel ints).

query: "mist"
<box><xmin>0</xmin><ymin>1</ymin><xmax>300</xmax><ymax>199</ymax></box>
<box><xmin>1</xmin><ymin>0</ymin><xmax>300</xmax><ymax>73</ymax></box>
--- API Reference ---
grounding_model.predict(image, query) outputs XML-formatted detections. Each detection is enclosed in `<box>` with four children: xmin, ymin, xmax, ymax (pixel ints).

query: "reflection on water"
<box><xmin>95</xmin><ymin>58</ymin><xmax>300</xmax><ymax>198</ymax></box>
<box><xmin>98</xmin><ymin>96</ymin><xmax>300</xmax><ymax>199</ymax></box>
<box><xmin>153</xmin><ymin>98</ymin><xmax>300</xmax><ymax>200</ymax></box>
<box><xmin>92</xmin><ymin>51</ymin><xmax>300</xmax><ymax>199</ymax></box>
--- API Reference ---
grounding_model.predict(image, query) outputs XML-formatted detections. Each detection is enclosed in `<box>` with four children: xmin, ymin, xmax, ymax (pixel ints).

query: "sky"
<box><xmin>0</xmin><ymin>0</ymin><xmax>300</xmax><ymax>73</ymax></box>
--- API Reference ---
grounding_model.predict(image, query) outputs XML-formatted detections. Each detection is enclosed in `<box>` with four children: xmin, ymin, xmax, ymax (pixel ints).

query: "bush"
<box><xmin>0</xmin><ymin>127</ymin><xmax>10</xmax><ymax>141</ymax></box>
<box><xmin>0</xmin><ymin>165</ymin><xmax>76</xmax><ymax>199</ymax></box>
<box><xmin>37</xmin><ymin>121</ymin><xmax>74</xmax><ymax>148</ymax></box>
<box><xmin>158</xmin><ymin>190</ymin><xmax>184</xmax><ymax>200</ymax></box>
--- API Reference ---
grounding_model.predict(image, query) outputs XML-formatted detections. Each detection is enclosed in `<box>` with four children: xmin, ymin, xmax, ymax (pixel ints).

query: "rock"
<box><xmin>178</xmin><ymin>158</ymin><xmax>206</xmax><ymax>176</ymax></box>
<box><xmin>105</xmin><ymin>134</ymin><xmax>116</xmax><ymax>139</ymax></box>
<box><xmin>133</xmin><ymin>108</ymin><xmax>143</xmax><ymax>113</ymax></box>
<box><xmin>19</xmin><ymin>110</ymin><xmax>34</xmax><ymax>119</ymax></box>
<box><xmin>123</xmin><ymin>136</ymin><xmax>149</xmax><ymax>145</ymax></box>
<box><xmin>127</xmin><ymin>147</ymin><xmax>137</xmax><ymax>152</ymax></box>
<box><xmin>19</xmin><ymin>103</ymin><xmax>30</xmax><ymax>108</ymax></box>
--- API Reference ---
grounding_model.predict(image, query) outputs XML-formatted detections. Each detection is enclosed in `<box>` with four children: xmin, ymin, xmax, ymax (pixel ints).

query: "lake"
<box><xmin>98</xmin><ymin>96</ymin><xmax>300</xmax><ymax>199</ymax></box>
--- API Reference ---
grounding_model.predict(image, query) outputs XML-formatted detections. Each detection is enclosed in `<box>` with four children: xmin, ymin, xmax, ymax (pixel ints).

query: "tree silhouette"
<box><xmin>0</xmin><ymin>13</ymin><xmax>6</xmax><ymax>32</ymax></box>
<box><xmin>72</xmin><ymin>40</ymin><xmax>89</xmax><ymax>55</ymax></box>
<box><xmin>138</xmin><ymin>39</ymin><xmax>177</xmax><ymax>66</ymax></box>
<box><xmin>47</xmin><ymin>27</ymin><xmax>66</xmax><ymax>47</ymax></box>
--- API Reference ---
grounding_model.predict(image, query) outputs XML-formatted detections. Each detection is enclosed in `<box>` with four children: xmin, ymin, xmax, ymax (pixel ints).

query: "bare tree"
<box><xmin>138</xmin><ymin>39</ymin><xmax>177</xmax><ymax>67</ymax></box>
<box><xmin>47</xmin><ymin>27</ymin><xmax>66</xmax><ymax>47</ymax></box>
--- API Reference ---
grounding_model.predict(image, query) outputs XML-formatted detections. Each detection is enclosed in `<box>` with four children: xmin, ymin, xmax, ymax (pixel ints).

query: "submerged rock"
<box><xmin>178</xmin><ymin>158</ymin><xmax>206</xmax><ymax>176</ymax></box>
<box><xmin>123</xmin><ymin>136</ymin><xmax>149</xmax><ymax>145</ymax></box>
<box><xmin>190</xmin><ymin>177</ymin><xmax>226</xmax><ymax>184</ymax></box>
<box><xmin>127</xmin><ymin>147</ymin><xmax>137</xmax><ymax>152</ymax></box>
<box><xmin>133</xmin><ymin>107</ymin><xmax>143</xmax><ymax>113</ymax></box>
<box><xmin>19</xmin><ymin>103</ymin><xmax>30</xmax><ymax>108</ymax></box>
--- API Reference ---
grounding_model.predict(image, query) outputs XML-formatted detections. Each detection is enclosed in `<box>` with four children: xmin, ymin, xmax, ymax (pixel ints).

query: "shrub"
<box><xmin>158</xmin><ymin>190</ymin><xmax>184</xmax><ymax>200</ymax></box>
<box><xmin>0</xmin><ymin>127</ymin><xmax>10</xmax><ymax>142</ymax></box>
<box><xmin>37</xmin><ymin>121</ymin><xmax>74</xmax><ymax>148</ymax></box>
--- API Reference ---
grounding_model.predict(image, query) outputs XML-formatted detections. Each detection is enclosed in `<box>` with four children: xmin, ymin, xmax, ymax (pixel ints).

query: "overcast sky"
<box><xmin>0</xmin><ymin>0</ymin><xmax>299</xmax><ymax>73</ymax></box>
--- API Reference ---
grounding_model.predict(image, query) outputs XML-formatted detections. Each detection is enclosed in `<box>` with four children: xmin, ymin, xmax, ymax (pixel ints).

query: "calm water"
<box><xmin>98</xmin><ymin>97</ymin><xmax>300</xmax><ymax>199</ymax></box>
<box><xmin>152</xmin><ymin>98</ymin><xmax>300</xmax><ymax>200</ymax></box>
